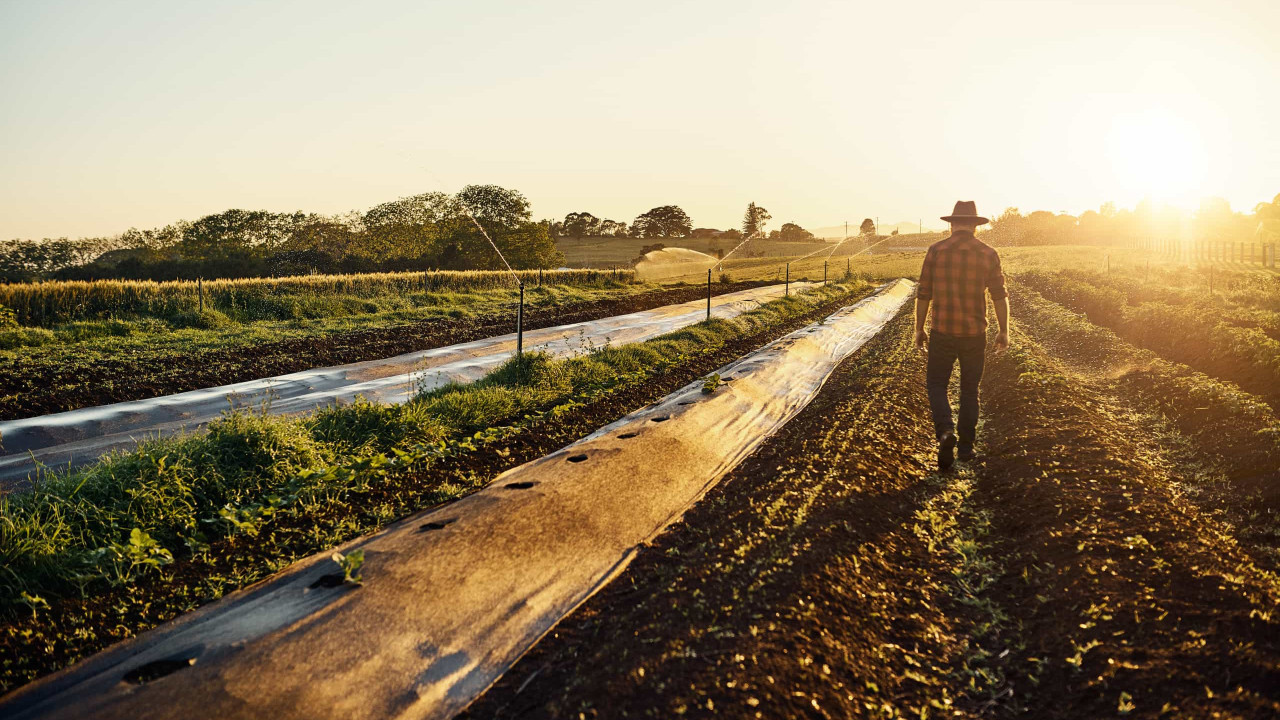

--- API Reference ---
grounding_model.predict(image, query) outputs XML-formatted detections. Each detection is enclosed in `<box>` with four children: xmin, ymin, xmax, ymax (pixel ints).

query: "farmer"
<box><xmin>913</xmin><ymin>201</ymin><xmax>1009</xmax><ymax>471</ymax></box>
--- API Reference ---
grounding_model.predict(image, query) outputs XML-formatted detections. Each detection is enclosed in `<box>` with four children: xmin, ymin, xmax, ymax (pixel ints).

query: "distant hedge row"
<box><xmin>0</xmin><ymin>268</ymin><xmax>636</xmax><ymax>327</ymax></box>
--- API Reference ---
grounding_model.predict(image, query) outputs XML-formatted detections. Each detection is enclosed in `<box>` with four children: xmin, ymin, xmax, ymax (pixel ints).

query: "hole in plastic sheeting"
<box><xmin>650</xmin><ymin>416</ymin><xmax>670</xmax><ymax>423</ymax></box>
<box><xmin>678</xmin><ymin>401</ymin><xmax>695</xmax><ymax>406</ymax></box>
<box><xmin>567</xmin><ymin>454</ymin><xmax>588</xmax><ymax>463</ymax></box>
<box><xmin>309</xmin><ymin>573</ymin><xmax>346</xmax><ymax>589</ymax></box>
<box><xmin>618</xmin><ymin>432</ymin><xmax>638</xmax><ymax>439</ymax></box>
<box><xmin>419</xmin><ymin>518</ymin><xmax>457</xmax><ymax>532</ymax></box>
<box><xmin>505</xmin><ymin>481</ymin><xmax>537</xmax><ymax>490</ymax></box>
<box><xmin>123</xmin><ymin>656</ymin><xmax>197</xmax><ymax>684</ymax></box>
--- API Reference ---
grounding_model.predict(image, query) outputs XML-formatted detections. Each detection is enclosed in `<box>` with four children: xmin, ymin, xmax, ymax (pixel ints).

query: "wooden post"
<box><xmin>823</xmin><ymin>261</ymin><xmax>828</xmax><ymax>286</ymax></box>
<box><xmin>785</xmin><ymin>263</ymin><xmax>790</xmax><ymax>297</ymax></box>
<box><xmin>707</xmin><ymin>268</ymin><xmax>712</xmax><ymax>320</ymax></box>
<box><xmin>198</xmin><ymin>277</ymin><xmax>204</xmax><ymax>313</ymax></box>
<box><xmin>847</xmin><ymin>257</ymin><xmax>851</xmax><ymax>277</ymax></box>
<box><xmin>538</xmin><ymin>268</ymin><xmax>543</xmax><ymax>287</ymax></box>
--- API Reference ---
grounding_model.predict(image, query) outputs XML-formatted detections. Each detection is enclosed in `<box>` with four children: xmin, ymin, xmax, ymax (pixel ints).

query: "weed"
<box><xmin>331</xmin><ymin>549</ymin><xmax>365</xmax><ymax>585</ymax></box>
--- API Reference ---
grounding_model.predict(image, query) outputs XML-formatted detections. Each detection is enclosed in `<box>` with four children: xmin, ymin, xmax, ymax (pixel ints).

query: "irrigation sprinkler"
<box><xmin>707</xmin><ymin>268</ymin><xmax>712</xmax><ymax>320</ymax></box>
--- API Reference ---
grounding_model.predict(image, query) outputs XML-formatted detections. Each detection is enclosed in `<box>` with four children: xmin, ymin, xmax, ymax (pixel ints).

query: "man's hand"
<box><xmin>994</xmin><ymin>330</ymin><xmax>1010</xmax><ymax>353</ymax></box>
<box><xmin>914</xmin><ymin>329</ymin><xmax>928</xmax><ymax>353</ymax></box>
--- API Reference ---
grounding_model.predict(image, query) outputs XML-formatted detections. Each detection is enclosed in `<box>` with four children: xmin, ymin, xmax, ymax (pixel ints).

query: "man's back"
<box><xmin>917</xmin><ymin>231</ymin><xmax>1007</xmax><ymax>337</ymax></box>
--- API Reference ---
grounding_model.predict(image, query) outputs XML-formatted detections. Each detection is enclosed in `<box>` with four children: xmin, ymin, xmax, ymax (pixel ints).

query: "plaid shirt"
<box><xmin>917</xmin><ymin>231</ymin><xmax>1007</xmax><ymax>337</ymax></box>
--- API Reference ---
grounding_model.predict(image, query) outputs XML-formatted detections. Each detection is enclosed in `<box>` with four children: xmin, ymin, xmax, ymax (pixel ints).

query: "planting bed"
<box><xmin>0</xmin><ymin>283</ymin><xmax>870</xmax><ymax>698</ymax></box>
<box><xmin>0</xmin><ymin>282</ymin><xmax>767</xmax><ymax>420</ymax></box>
<box><xmin>463</xmin><ymin>296</ymin><xmax>1280</xmax><ymax>718</ymax></box>
<box><xmin>1019</xmin><ymin>268</ymin><xmax>1280</xmax><ymax>410</ymax></box>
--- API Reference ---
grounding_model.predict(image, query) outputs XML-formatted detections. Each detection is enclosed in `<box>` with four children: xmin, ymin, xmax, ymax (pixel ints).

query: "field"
<box><xmin>464</xmin><ymin>256</ymin><xmax>1280</xmax><ymax>718</ymax></box>
<box><xmin>0</xmin><ymin>271</ymin><xmax>715</xmax><ymax>420</ymax></box>
<box><xmin>0</xmin><ymin>280</ymin><xmax>875</xmax><ymax>693</ymax></box>
<box><xmin>3</xmin><ymin>246</ymin><xmax>1280</xmax><ymax>717</ymax></box>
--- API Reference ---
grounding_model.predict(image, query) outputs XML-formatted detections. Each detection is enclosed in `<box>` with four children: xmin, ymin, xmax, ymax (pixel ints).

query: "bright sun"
<box><xmin>1105</xmin><ymin>109</ymin><xmax>1208</xmax><ymax>207</ymax></box>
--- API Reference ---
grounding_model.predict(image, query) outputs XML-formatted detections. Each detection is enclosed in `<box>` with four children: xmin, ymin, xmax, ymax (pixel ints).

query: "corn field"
<box><xmin>0</xmin><ymin>268</ymin><xmax>636</xmax><ymax>327</ymax></box>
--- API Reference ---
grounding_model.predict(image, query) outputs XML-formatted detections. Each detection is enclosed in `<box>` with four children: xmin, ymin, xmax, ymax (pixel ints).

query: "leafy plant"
<box><xmin>701</xmin><ymin>373</ymin><xmax>722</xmax><ymax>394</ymax></box>
<box><xmin>331</xmin><ymin>549</ymin><xmax>365</xmax><ymax>584</ymax></box>
<box><xmin>94</xmin><ymin>528</ymin><xmax>174</xmax><ymax>586</ymax></box>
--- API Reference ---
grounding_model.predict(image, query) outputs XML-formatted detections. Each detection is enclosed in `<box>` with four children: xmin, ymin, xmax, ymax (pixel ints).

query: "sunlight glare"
<box><xmin>1105</xmin><ymin>109</ymin><xmax>1209</xmax><ymax>208</ymax></box>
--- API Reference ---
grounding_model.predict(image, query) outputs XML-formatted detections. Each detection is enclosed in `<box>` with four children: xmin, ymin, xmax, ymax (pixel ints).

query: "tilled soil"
<box><xmin>462</xmin><ymin>308</ymin><xmax>1280</xmax><ymax>717</ymax></box>
<box><xmin>0</xmin><ymin>282</ymin><xmax>768</xmax><ymax>421</ymax></box>
<box><xmin>0</xmin><ymin>284</ymin><xmax>859</xmax><ymax>695</ymax></box>
<box><xmin>462</xmin><ymin>313</ymin><xmax>995</xmax><ymax>718</ymax></box>
<box><xmin>965</xmin><ymin>335</ymin><xmax>1280</xmax><ymax>718</ymax></box>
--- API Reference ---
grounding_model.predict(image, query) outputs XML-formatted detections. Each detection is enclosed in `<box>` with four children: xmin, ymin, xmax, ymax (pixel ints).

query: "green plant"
<box><xmin>701</xmin><ymin>373</ymin><xmax>722</xmax><ymax>394</ymax></box>
<box><xmin>94</xmin><ymin>528</ymin><xmax>174</xmax><ymax>586</ymax></box>
<box><xmin>331</xmin><ymin>549</ymin><xmax>365</xmax><ymax>584</ymax></box>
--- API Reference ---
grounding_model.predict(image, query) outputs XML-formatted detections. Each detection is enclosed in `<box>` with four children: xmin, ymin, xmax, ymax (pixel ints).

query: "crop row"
<box><xmin>0</xmin><ymin>268</ymin><xmax>636</xmax><ymax>327</ymax></box>
<box><xmin>0</xmin><ymin>281</ymin><xmax>869</xmax><ymax>692</ymax></box>
<box><xmin>1018</xmin><ymin>270</ymin><xmax>1280</xmax><ymax>409</ymax></box>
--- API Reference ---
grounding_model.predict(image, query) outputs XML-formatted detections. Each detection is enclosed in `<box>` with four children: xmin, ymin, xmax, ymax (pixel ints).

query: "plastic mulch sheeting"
<box><xmin>0</xmin><ymin>279</ymin><xmax>914</xmax><ymax>720</ymax></box>
<box><xmin>0</xmin><ymin>283</ymin><xmax>810</xmax><ymax>489</ymax></box>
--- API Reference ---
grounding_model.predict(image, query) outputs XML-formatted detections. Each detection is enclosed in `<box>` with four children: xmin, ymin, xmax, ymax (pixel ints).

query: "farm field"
<box><xmin>0</xmin><ymin>273</ymin><xmax>772</xmax><ymax>420</ymax></box>
<box><xmin>464</xmin><ymin>274</ymin><xmax>1280</xmax><ymax>719</ymax></box>
<box><xmin>3</xmin><ymin>246</ymin><xmax>1280</xmax><ymax>717</ymax></box>
<box><xmin>0</xmin><ymin>280</ymin><xmax>875</xmax><ymax>695</ymax></box>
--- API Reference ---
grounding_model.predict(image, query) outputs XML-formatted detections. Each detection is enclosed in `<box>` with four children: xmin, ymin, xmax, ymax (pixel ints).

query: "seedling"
<box><xmin>701</xmin><ymin>373</ymin><xmax>722</xmax><ymax>394</ymax></box>
<box><xmin>331</xmin><ymin>549</ymin><xmax>365</xmax><ymax>585</ymax></box>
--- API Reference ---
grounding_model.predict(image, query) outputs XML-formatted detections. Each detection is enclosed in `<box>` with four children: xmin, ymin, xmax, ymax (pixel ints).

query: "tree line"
<box><xmin>980</xmin><ymin>196</ymin><xmax>1277</xmax><ymax>248</ymax></box>
<box><xmin>554</xmin><ymin>201</ymin><xmax>817</xmax><ymax>243</ymax></box>
<box><xmin>0</xmin><ymin>185</ymin><xmax>563</xmax><ymax>283</ymax></box>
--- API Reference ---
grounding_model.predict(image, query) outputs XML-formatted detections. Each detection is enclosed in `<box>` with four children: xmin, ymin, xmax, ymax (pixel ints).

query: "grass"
<box><xmin>0</xmin><ymin>268</ymin><xmax>635</xmax><ymax>328</ymax></box>
<box><xmin>0</xmin><ymin>280</ymin><xmax>871</xmax><ymax>624</ymax></box>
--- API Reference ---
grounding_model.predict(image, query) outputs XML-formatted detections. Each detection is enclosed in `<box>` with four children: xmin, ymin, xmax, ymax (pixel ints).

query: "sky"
<box><xmin>2</xmin><ymin>0</ymin><xmax>1278</xmax><ymax>240</ymax></box>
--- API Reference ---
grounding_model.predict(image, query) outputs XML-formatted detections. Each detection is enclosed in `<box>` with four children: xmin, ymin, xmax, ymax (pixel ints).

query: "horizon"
<box><xmin>3</xmin><ymin>0</ymin><xmax>1278</xmax><ymax>240</ymax></box>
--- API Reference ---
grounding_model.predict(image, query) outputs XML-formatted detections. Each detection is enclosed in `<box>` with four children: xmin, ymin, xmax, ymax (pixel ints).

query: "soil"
<box><xmin>461</xmin><ymin>305</ymin><xmax>1280</xmax><ymax>718</ymax></box>
<box><xmin>0</xmin><ymin>282</ymin><xmax>768</xmax><ymax>421</ymax></box>
<box><xmin>0</xmin><ymin>283</ymin><xmax>857</xmax><ymax>695</ymax></box>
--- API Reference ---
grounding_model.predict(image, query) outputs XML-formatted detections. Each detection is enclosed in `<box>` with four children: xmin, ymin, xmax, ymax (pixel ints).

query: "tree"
<box><xmin>632</xmin><ymin>205</ymin><xmax>692</xmax><ymax>238</ymax></box>
<box><xmin>456</xmin><ymin>184</ymin><xmax>531</xmax><ymax>231</ymax></box>
<box><xmin>561</xmin><ymin>212</ymin><xmax>602</xmax><ymax>237</ymax></box>
<box><xmin>858</xmin><ymin>218</ymin><xmax>876</xmax><ymax>236</ymax></box>
<box><xmin>777</xmin><ymin>222</ymin><xmax>814</xmax><ymax>242</ymax></box>
<box><xmin>179</xmin><ymin>209</ymin><xmax>303</xmax><ymax>260</ymax></box>
<box><xmin>742</xmin><ymin>202</ymin><xmax>771</xmax><ymax>237</ymax></box>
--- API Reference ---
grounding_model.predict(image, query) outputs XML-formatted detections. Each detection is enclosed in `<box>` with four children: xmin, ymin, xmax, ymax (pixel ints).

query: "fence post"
<box><xmin>847</xmin><ymin>257</ymin><xmax>851</xmax><ymax>277</ymax></box>
<box><xmin>707</xmin><ymin>268</ymin><xmax>712</xmax><ymax>320</ymax></box>
<box><xmin>823</xmin><ymin>261</ymin><xmax>828</xmax><ymax>286</ymax></box>
<box><xmin>538</xmin><ymin>268</ymin><xmax>543</xmax><ymax>287</ymax></box>
<box><xmin>785</xmin><ymin>263</ymin><xmax>790</xmax><ymax>297</ymax></box>
<box><xmin>198</xmin><ymin>277</ymin><xmax>204</xmax><ymax>313</ymax></box>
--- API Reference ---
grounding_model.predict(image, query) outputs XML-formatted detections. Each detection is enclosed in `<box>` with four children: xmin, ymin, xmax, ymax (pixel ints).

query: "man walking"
<box><xmin>914</xmin><ymin>201</ymin><xmax>1009</xmax><ymax>471</ymax></box>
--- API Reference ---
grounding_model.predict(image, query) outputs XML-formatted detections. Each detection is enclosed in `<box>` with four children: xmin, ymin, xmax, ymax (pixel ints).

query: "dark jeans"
<box><xmin>926</xmin><ymin>331</ymin><xmax>986</xmax><ymax>444</ymax></box>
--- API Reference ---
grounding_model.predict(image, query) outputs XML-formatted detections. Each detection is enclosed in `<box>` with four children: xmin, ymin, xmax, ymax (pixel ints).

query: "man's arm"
<box><xmin>992</xmin><ymin>295</ymin><xmax>1009</xmax><ymax>352</ymax></box>
<box><xmin>914</xmin><ymin>248</ymin><xmax>935</xmax><ymax>352</ymax></box>
<box><xmin>988</xmin><ymin>252</ymin><xmax>1010</xmax><ymax>352</ymax></box>
<box><xmin>914</xmin><ymin>297</ymin><xmax>930</xmax><ymax>352</ymax></box>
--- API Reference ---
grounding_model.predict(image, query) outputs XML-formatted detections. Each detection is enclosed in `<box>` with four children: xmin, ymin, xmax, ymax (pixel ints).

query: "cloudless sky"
<box><xmin>2</xmin><ymin>0</ymin><xmax>1278</xmax><ymax>239</ymax></box>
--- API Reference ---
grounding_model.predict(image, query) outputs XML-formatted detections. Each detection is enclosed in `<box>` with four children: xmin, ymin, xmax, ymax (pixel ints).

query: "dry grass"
<box><xmin>0</xmin><ymin>268</ymin><xmax>635</xmax><ymax>326</ymax></box>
